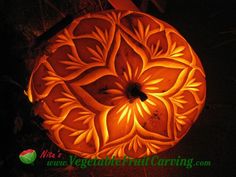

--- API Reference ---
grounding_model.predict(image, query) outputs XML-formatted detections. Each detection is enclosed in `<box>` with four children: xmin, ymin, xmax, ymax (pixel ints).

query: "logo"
<box><xmin>19</xmin><ymin>149</ymin><xmax>37</xmax><ymax>165</ymax></box>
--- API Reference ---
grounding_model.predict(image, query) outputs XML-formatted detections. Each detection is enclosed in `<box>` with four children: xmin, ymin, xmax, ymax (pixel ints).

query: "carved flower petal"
<box><xmin>79</xmin><ymin>75</ymin><xmax>125</xmax><ymax>106</ymax></box>
<box><xmin>139</xmin><ymin>64</ymin><xmax>188</xmax><ymax>97</ymax></box>
<box><xmin>105</xmin><ymin>103</ymin><xmax>135</xmax><ymax>142</ymax></box>
<box><xmin>134</xmin><ymin>95</ymin><xmax>171</xmax><ymax>138</ymax></box>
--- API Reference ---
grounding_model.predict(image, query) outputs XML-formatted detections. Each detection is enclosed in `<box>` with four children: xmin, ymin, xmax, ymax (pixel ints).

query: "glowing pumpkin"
<box><xmin>27</xmin><ymin>10</ymin><xmax>206</xmax><ymax>158</ymax></box>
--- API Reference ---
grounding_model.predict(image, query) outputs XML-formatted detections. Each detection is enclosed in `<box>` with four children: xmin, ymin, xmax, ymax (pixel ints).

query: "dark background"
<box><xmin>0</xmin><ymin>0</ymin><xmax>235</xmax><ymax>176</ymax></box>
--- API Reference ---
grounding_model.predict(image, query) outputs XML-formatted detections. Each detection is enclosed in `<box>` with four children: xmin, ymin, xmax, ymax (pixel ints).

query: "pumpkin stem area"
<box><xmin>125</xmin><ymin>82</ymin><xmax>148</xmax><ymax>102</ymax></box>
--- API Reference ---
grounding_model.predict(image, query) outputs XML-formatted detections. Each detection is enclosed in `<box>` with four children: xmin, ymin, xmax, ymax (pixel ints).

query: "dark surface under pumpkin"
<box><xmin>0</xmin><ymin>0</ymin><xmax>235</xmax><ymax>176</ymax></box>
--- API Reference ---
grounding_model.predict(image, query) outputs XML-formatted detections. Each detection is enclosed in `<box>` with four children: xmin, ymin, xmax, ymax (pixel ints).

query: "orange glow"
<box><xmin>27</xmin><ymin>10</ymin><xmax>206</xmax><ymax>159</ymax></box>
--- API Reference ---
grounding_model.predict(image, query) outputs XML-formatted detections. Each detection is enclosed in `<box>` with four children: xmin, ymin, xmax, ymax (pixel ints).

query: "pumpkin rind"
<box><xmin>27</xmin><ymin>10</ymin><xmax>206</xmax><ymax>158</ymax></box>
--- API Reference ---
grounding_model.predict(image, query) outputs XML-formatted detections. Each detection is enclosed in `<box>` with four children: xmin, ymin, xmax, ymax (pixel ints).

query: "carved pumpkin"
<box><xmin>27</xmin><ymin>10</ymin><xmax>206</xmax><ymax>159</ymax></box>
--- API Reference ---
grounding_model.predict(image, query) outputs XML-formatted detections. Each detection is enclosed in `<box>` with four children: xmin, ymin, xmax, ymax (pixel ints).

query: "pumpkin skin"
<box><xmin>27</xmin><ymin>10</ymin><xmax>206</xmax><ymax>159</ymax></box>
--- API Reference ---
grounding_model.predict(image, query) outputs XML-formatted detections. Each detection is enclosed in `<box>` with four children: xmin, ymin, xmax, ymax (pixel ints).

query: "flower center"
<box><xmin>125</xmin><ymin>82</ymin><xmax>148</xmax><ymax>102</ymax></box>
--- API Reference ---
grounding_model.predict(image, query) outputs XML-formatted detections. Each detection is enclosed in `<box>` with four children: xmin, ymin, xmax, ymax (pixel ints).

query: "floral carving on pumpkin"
<box><xmin>27</xmin><ymin>10</ymin><xmax>206</xmax><ymax>158</ymax></box>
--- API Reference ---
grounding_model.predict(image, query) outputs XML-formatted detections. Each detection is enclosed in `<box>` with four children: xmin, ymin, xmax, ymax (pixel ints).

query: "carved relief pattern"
<box><xmin>27</xmin><ymin>10</ymin><xmax>206</xmax><ymax>158</ymax></box>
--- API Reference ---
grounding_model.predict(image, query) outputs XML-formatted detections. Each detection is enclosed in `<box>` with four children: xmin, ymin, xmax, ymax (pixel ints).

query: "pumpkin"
<box><xmin>27</xmin><ymin>10</ymin><xmax>206</xmax><ymax>159</ymax></box>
